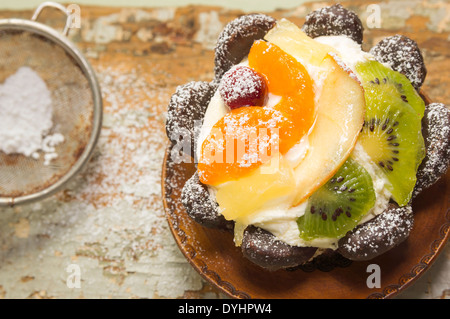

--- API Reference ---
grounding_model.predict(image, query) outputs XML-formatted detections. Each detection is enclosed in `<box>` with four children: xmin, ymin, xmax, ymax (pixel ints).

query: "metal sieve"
<box><xmin>0</xmin><ymin>2</ymin><xmax>102</xmax><ymax>207</ymax></box>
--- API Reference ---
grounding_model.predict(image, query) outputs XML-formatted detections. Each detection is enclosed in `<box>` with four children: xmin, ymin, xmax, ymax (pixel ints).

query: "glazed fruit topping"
<box><xmin>219</xmin><ymin>66</ymin><xmax>268</xmax><ymax>109</ymax></box>
<box><xmin>198</xmin><ymin>40</ymin><xmax>315</xmax><ymax>185</ymax></box>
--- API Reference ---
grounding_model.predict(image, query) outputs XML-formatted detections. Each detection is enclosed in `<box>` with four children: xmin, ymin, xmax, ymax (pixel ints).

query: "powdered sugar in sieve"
<box><xmin>0</xmin><ymin>66</ymin><xmax>64</xmax><ymax>165</ymax></box>
<box><xmin>0</xmin><ymin>2</ymin><xmax>102</xmax><ymax>206</ymax></box>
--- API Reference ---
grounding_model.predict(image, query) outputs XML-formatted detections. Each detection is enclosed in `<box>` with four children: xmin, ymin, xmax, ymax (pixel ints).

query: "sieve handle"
<box><xmin>31</xmin><ymin>2</ymin><xmax>73</xmax><ymax>36</ymax></box>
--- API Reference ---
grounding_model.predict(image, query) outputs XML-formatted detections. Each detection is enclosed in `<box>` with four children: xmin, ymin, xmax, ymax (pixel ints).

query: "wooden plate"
<box><xmin>161</xmin><ymin>101</ymin><xmax>449</xmax><ymax>299</ymax></box>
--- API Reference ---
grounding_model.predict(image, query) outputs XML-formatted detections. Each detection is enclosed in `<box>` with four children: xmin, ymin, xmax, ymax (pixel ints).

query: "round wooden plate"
<box><xmin>161</xmin><ymin>102</ymin><xmax>449</xmax><ymax>299</ymax></box>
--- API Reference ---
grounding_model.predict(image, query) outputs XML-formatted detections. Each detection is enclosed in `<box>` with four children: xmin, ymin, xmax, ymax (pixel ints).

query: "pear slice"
<box><xmin>292</xmin><ymin>53</ymin><xmax>366</xmax><ymax>206</ymax></box>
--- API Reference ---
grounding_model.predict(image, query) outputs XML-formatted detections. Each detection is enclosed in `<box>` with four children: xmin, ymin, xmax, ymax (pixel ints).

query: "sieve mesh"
<box><xmin>0</xmin><ymin>28</ymin><xmax>96</xmax><ymax>200</ymax></box>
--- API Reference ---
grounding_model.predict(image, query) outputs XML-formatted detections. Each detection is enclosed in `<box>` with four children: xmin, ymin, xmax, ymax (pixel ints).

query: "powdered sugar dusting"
<box><xmin>218</xmin><ymin>65</ymin><xmax>266</xmax><ymax>108</ymax></box>
<box><xmin>73</xmin><ymin>63</ymin><xmax>168</xmax><ymax>207</ymax></box>
<box><xmin>69</xmin><ymin>61</ymin><xmax>207</xmax><ymax>297</ymax></box>
<box><xmin>241</xmin><ymin>226</ymin><xmax>317</xmax><ymax>270</ymax></box>
<box><xmin>370</xmin><ymin>35</ymin><xmax>427</xmax><ymax>89</ymax></box>
<box><xmin>301</xmin><ymin>4</ymin><xmax>364</xmax><ymax>44</ymax></box>
<box><xmin>166</xmin><ymin>81</ymin><xmax>214</xmax><ymax>132</ymax></box>
<box><xmin>414</xmin><ymin>103</ymin><xmax>450</xmax><ymax>197</ymax></box>
<box><xmin>0</xmin><ymin>66</ymin><xmax>64</xmax><ymax>165</ymax></box>
<box><xmin>214</xmin><ymin>13</ymin><xmax>276</xmax><ymax>81</ymax></box>
<box><xmin>339</xmin><ymin>205</ymin><xmax>414</xmax><ymax>260</ymax></box>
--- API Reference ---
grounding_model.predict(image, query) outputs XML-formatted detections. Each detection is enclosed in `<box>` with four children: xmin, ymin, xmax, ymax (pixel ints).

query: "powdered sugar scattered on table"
<box><xmin>65</xmin><ymin>61</ymin><xmax>205</xmax><ymax>297</ymax></box>
<box><xmin>0</xmin><ymin>60</ymin><xmax>209</xmax><ymax>298</ymax></box>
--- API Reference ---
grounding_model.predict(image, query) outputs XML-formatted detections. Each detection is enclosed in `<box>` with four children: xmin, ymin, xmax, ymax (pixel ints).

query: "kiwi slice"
<box><xmin>356</xmin><ymin>60</ymin><xmax>425</xmax><ymax>117</ymax></box>
<box><xmin>355</xmin><ymin>60</ymin><xmax>426</xmax><ymax>206</ymax></box>
<box><xmin>297</xmin><ymin>158</ymin><xmax>376</xmax><ymax>241</ymax></box>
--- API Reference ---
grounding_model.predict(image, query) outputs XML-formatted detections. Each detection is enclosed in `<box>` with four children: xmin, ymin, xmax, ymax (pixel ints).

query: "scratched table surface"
<box><xmin>0</xmin><ymin>1</ymin><xmax>448</xmax><ymax>299</ymax></box>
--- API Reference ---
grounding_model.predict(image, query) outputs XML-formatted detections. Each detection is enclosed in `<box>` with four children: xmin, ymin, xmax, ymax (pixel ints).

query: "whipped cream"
<box><xmin>314</xmin><ymin>35</ymin><xmax>372</xmax><ymax>72</ymax></box>
<box><xmin>198</xmin><ymin>35</ymin><xmax>391</xmax><ymax>249</ymax></box>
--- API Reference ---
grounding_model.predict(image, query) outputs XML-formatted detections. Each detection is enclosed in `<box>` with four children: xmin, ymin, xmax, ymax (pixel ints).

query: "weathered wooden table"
<box><xmin>0</xmin><ymin>1</ymin><xmax>448</xmax><ymax>298</ymax></box>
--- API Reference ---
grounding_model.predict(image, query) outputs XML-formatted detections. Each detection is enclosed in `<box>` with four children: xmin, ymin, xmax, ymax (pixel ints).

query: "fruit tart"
<box><xmin>165</xmin><ymin>4</ymin><xmax>450</xmax><ymax>271</ymax></box>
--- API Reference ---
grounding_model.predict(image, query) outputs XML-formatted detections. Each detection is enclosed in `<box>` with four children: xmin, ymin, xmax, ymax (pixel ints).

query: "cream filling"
<box><xmin>197</xmin><ymin>35</ymin><xmax>391</xmax><ymax>249</ymax></box>
<box><xmin>314</xmin><ymin>35</ymin><xmax>372</xmax><ymax>73</ymax></box>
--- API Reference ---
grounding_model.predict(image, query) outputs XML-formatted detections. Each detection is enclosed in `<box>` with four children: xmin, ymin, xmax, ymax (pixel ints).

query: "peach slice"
<box><xmin>292</xmin><ymin>53</ymin><xmax>366</xmax><ymax>206</ymax></box>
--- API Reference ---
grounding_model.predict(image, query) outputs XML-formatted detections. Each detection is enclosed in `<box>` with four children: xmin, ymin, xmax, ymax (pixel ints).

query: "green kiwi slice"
<box><xmin>356</xmin><ymin>60</ymin><xmax>425</xmax><ymax>118</ymax></box>
<box><xmin>355</xmin><ymin>60</ymin><xmax>426</xmax><ymax>206</ymax></box>
<box><xmin>297</xmin><ymin>158</ymin><xmax>376</xmax><ymax>241</ymax></box>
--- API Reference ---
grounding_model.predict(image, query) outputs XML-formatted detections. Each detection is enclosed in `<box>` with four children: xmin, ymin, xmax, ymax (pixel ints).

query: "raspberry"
<box><xmin>219</xmin><ymin>66</ymin><xmax>268</xmax><ymax>109</ymax></box>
